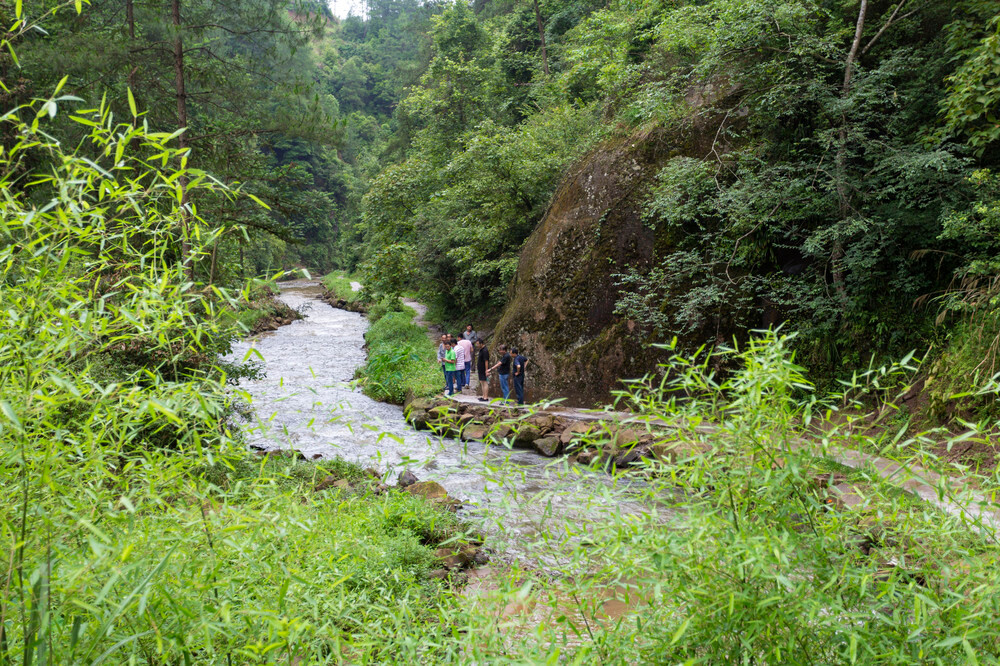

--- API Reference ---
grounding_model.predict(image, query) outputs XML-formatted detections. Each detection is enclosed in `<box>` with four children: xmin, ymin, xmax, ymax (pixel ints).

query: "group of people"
<box><xmin>437</xmin><ymin>325</ymin><xmax>529</xmax><ymax>404</ymax></box>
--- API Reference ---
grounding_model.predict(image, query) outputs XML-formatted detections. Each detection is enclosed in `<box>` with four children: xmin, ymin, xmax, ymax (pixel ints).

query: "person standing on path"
<box><xmin>444</xmin><ymin>340</ymin><xmax>458</xmax><ymax>396</ymax></box>
<box><xmin>453</xmin><ymin>337</ymin><xmax>466</xmax><ymax>393</ymax></box>
<box><xmin>475</xmin><ymin>338</ymin><xmax>490</xmax><ymax>402</ymax></box>
<box><xmin>437</xmin><ymin>334</ymin><xmax>448</xmax><ymax>391</ymax></box>
<box><xmin>488</xmin><ymin>344</ymin><xmax>512</xmax><ymax>401</ymax></box>
<box><xmin>456</xmin><ymin>335</ymin><xmax>474</xmax><ymax>389</ymax></box>
<box><xmin>512</xmin><ymin>347</ymin><xmax>529</xmax><ymax>405</ymax></box>
<box><xmin>463</xmin><ymin>324</ymin><xmax>477</xmax><ymax>341</ymax></box>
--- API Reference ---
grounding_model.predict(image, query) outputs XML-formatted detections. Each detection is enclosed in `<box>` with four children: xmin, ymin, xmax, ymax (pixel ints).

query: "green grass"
<box><xmin>321</xmin><ymin>272</ymin><xmax>362</xmax><ymax>303</ymax></box>
<box><xmin>355</xmin><ymin>310</ymin><xmax>442</xmax><ymax>404</ymax></box>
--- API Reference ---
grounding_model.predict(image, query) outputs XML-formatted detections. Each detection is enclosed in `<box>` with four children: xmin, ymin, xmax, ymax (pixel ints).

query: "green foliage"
<box><xmin>321</xmin><ymin>271</ymin><xmax>362</xmax><ymax>303</ymax></box>
<box><xmin>941</xmin><ymin>16</ymin><xmax>1000</xmax><ymax>155</ymax></box>
<box><xmin>361</xmin><ymin>242</ymin><xmax>417</xmax><ymax>302</ymax></box>
<box><xmin>355</xmin><ymin>311</ymin><xmax>441</xmax><ymax>404</ymax></box>
<box><xmin>0</xmin><ymin>80</ymin><xmax>463</xmax><ymax>664</ymax></box>
<box><xmin>455</xmin><ymin>332</ymin><xmax>1000</xmax><ymax>662</ymax></box>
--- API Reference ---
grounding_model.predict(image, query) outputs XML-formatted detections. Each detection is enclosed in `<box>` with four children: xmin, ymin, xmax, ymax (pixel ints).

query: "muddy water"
<box><xmin>230</xmin><ymin>280</ymin><xmax>652</xmax><ymax>555</ymax></box>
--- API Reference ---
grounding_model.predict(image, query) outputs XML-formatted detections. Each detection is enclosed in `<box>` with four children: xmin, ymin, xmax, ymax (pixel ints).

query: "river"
<box><xmin>230</xmin><ymin>280</ymin><xmax>653</xmax><ymax>557</ymax></box>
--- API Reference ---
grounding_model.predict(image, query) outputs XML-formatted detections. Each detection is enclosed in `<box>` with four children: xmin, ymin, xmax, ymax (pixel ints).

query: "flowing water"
<box><xmin>230</xmin><ymin>280</ymin><xmax>655</xmax><ymax>558</ymax></box>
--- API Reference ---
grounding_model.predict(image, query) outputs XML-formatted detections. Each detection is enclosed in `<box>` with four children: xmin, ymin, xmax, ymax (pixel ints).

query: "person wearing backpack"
<box><xmin>512</xmin><ymin>347</ymin><xmax>529</xmax><ymax>405</ymax></box>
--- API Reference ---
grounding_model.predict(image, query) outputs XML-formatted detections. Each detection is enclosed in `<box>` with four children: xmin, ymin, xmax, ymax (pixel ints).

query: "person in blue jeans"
<box><xmin>437</xmin><ymin>334</ymin><xmax>449</xmax><ymax>391</ymax></box>
<box><xmin>443</xmin><ymin>340</ymin><xmax>458</xmax><ymax>395</ymax></box>
<box><xmin>512</xmin><ymin>347</ymin><xmax>528</xmax><ymax>405</ymax></box>
<box><xmin>488</xmin><ymin>344</ymin><xmax>512</xmax><ymax>401</ymax></box>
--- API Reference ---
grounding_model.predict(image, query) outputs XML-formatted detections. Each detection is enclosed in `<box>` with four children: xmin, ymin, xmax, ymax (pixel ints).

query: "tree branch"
<box><xmin>861</xmin><ymin>1</ymin><xmax>925</xmax><ymax>55</ymax></box>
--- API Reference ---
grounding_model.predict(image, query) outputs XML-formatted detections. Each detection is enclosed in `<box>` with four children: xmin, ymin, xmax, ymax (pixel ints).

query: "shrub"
<box><xmin>355</xmin><ymin>311</ymin><xmax>441</xmax><ymax>403</ymax></box>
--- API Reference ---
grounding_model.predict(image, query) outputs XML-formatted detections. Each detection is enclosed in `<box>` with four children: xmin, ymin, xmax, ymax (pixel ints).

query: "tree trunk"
<box><xmin>172</xmin><ymin>0</ymin><xmax>193</xmax><ymax>280</ymax></box>
<box><xmin>832</xmin><ymin>0</ymin><xmax>867</xmax><ymax>311</ymax></box>
<box><xmin>126</xmin><ymin>0</ymin><xmax>137</xmax><ymax>109</ymax></box>
<box><xmin>532</xmin><ymin>0</ymin><xmax>549</xmax><ymax>76</ymax></box>
<box><xmin>126</xmin><ymin>0</ymin><xmax>142</xmax><ymax>154</ymax></box>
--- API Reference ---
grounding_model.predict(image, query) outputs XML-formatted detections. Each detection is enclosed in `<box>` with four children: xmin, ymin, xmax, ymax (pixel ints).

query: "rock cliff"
<box><xmin>492</xmin><ymin>103</ymin><xmax>733</xmax><ymax>405</ymax></box>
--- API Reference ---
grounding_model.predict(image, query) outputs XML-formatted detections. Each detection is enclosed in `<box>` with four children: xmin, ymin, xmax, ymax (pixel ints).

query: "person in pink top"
<box><xmin>456</xmin><ymin>335</ymin><xmax>474</xmax><ymax>389</ymax></box>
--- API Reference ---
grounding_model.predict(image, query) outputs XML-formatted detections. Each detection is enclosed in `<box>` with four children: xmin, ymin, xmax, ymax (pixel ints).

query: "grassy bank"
<box><xmin>224</xmin><ymin>278</ymin><xmax>302</xmax><ymax>334</ymax></box>
<box><xmin>355</xmin><ymin>307</ymin><xmax>442</xmax><ymax>404</ymax></box>
<box><xmin>321</xmin><ymin>271</ymin><xmax>362</xmax><ymax>304</ymax></box>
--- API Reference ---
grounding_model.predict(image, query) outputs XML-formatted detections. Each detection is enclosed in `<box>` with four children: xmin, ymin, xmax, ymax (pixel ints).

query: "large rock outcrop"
<box><xmin>492</xmin><ymin>100</ymin><xmax>735</xmax><ymax>405</ymax></box>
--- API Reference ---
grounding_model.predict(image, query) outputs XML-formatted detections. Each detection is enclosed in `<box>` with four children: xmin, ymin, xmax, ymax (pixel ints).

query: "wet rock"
<box><xmin>464</xmin><ymin>406</ymin><xmax>491</xmax><ymax>419</ymax></box>
<box><xmin>534</xmin><ymin>436</ymin><xmax>562</xmax><ymax>457</ymax></box>
<box><xmin>405</xmin><ymin>397</ymin><xmax>436</xmax><ymax>413</ymax></box>
<box><xmin>407</xmin><ymin>409</ymin><xmax>430</xmax><ymax>430</ymax></box>
<box><xmin>406</xmin><ymin>481</ymin><xmax>449</xmax><ymax>501</ymax></box>
<box><xmin>428</xmin><ymin>568</ymin><xmax>450</xmax><ymax>581</ymax></box>
<box><xmin>488</xmin><ymin>424</ymin><xmax>513</xmax><ymax>444</ymax></box>
<box><xmin>314</xmin><ymin>477</ymin><xmax>351</xmax><ymax>492</ymax></box>
<box><xmin>560</xmin><ymin>421</ymin><xmax>594</xmax><ymax>447</ymax></box>
<box><xmin>513</xmin><ymin>424</ymin><xmax>542</xmax><ymax>448</ymax></box>
<box><xmin>461</xmin><ymin>426</ymin><xmax>487</xmax><ymax>442</ymax></box>
<box><xmin>649</xmin><ymin>439</ymin><xmax>708</xmax><ymax>463</ymax></box>
<box><xmin>429</xmin><ymin>405</ymin><xmax>453</xmax><ymax>419</ymax></box>
<box><xmin>398</xmin><ymin>470</ymin><xmax>419</xmax><ymax>488</ymax></box>
<box><xmin>573</xmin><ymin>450</ymin><xmax>600</xmax><ymax>466</ymax></box>
<box><xmin>613</xmin><ymin>444</ymin><xmax>652</xmax><ymax>469</ymax></box>
<box><xmin>612</xmin><ymin>428</ymin><xmax>648</xmax><ymax>451</ymax></box>
<box><xmin>472</xmin><ymin>549</ymin><xmax>490</xmax><ymax>566</ymax></box>
<box><xmin>526</xmin><ymin>414</ymin><xmax>555</xmax><ymax>433</ymax></box>
<box><xmin>429</xmin><ymin>422</ymin><xmax>457</xmax><ymax>439</ymax></box>
<box><xmin>435</xmin><ymin>547</ymin><xmax>471</xmax><ymax>570</ymax></box>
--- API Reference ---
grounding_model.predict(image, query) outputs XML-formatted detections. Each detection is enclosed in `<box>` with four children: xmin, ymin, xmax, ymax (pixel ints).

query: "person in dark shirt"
<box><xmin>512</xmin><ymin>347</ymin><xmax>529</xmax><ymax>405</ymax></box>
<box><xmin>488</xmin><ymin>344</ymin><xmax>512</xmax><ymax>401</ymax></box>
<box><xmin>475</xmin><ymin>338</ymin><xmax>490</xmax><ymax>402</ymax></box>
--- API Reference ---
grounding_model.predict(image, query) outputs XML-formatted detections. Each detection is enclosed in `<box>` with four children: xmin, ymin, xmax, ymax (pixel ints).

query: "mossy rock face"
<box><xmin>534</xmin><ymin>436</ymin><xmax>562</xmax><ymax>457</ymax></box>
<box><xmin>488</xmin><ymin>125</ymin><xmax>709</xmax><ymax>406</ymax></box>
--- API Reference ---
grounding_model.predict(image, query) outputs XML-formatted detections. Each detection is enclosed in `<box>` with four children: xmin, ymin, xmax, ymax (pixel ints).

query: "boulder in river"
<box><xmin>407</xmin><ymin>409</ymin><xmax>430</xmax><ymax>430</ymax></box>
<box><xmin>406</xmin><ymin>481</ymin><xmax>449</xmax><ymax>501</ymax></box>
<box><xmin>573</xmin><ymin>450</ymin><xmax>601</xmax><ymax>466</ymax></box>
<box><xmin>560</xmin><ymin>421</ymin><xmax>595</xmax><ymax>448</ymax></box>
<box><xmin>398</xmin><ymin>470</ymin><xmax>419</xmax><ymax>487</ymax></box>
<box><xmin>461</xmin><ymin>426</ymin><xmax>487</xmax><ymax>442</ymax></box>
<box><xmin>613</xmin><ymin>444</ymin><xmax>652</xmax><ymax>469</ymax></box>
<box><xmin>649</xmin><ymin>438</ymin><xmax>709</xmax><ymax>463</ymax></box>
<box><xmin>404</xmin><ymin>397</ymin><xmax>437</xmax><ymax>414</ymax></box>
<box><xmin>534</xmin><ymin>436</ymin><xmax>562</xmax><ymax>457</ymax></box>
<box><xmin>487</xmin><ymin>424</ymin><xmax>513</xmax><ymax>444</ymax></box>
<box><xmin>526</xmin><ymin>414</ymin><xmax>555</xmax><ymax>433</ymax></box>
<box><xmin>513</xmin><ymin>424</ymin><xmax>542</xmax><ymax>448</ymax></box>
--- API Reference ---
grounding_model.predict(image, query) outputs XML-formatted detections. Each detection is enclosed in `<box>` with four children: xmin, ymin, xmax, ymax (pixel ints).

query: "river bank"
<box><xmin>233</xmin><ymin>280</ymin><xmax>1000</xmax><ymax>662</ymax></box>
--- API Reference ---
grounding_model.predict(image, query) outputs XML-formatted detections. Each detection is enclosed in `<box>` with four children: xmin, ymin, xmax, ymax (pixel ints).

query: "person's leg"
<box><xmin>446</xmin><ymin>370</ymin><xmax>455</xmax><ymax>395</ymax></box>
<box><xmin>465</xmin><ymin>366</ymin><xmax>471</xmax><ymax>388</ymax></box>
<box><xmin>499</xmin><ymin>374</ymin><xmax>509</xmax><ymax>400</ymax></box>
<box><xmin>442</xmin><ymin>365</ymin><xmax>448</xmax><ymax>391</ymax></box>
<box><xmin>514</xmin><ymin>375</ymin><xmax>524</xmax><ymax>404</ymax></box>
<box><xmin>481</xmin><ymin>375</ymin><xmax>489</xmax><ymax>400</ymax></box>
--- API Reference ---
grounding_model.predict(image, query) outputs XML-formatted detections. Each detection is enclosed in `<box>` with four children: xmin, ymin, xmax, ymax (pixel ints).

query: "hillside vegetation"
<box><xmin>6</xmin><ymin>0</ymin><xmax>1000</xmax><ymax>663</ymax></box>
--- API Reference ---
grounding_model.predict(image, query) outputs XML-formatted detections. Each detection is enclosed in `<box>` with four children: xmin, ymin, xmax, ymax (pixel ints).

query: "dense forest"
<box><xmin>14</xmin><ymin>0</ymin><xmax>1000</xmax><ymax>400</ymax></box>
<box><xmin>5</xmin><ymin>0</ymin><xmax>1000</xmax><ymax>662</ymax></box>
